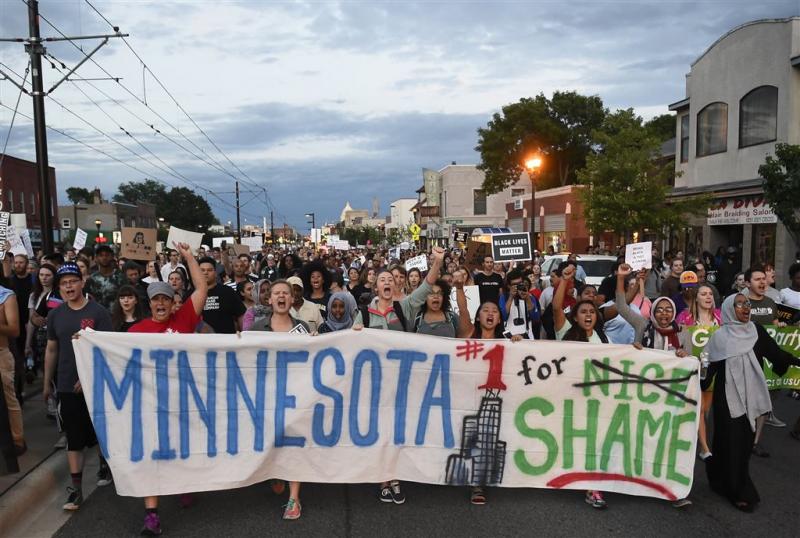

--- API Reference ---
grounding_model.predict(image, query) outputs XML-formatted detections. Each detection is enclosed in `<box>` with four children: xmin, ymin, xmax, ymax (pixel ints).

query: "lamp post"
<box><xmin>305</xmin><ymin>212</ymin><xmax>316</xmax><ymax>246</ymax></box>
<box><xmin>525</xmin><ymin>155</ymin><xmax>543</xmax><ymax>251</ymax></box>
<box><xmin>94</xmin><ymin>218</ymin><xmax>102</xmax><ymax>233</ymax></box>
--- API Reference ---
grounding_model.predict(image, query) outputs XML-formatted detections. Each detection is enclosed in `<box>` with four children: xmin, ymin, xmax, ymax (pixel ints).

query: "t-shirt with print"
<box><xmin>129</xmin><ymin>299</ymin><xmax>200</xmax><ymax>334</ymax></box>
<box><xmin>84</xmin><ymin>270</ymin><xmax>126</xmax><ymax>311</ymax></box>
<box><xmin>749</xmin><ymin>296</ymin><xmax>777</xmax><ymax>325</ymax></box>
<box><xmin>474</xmin><ymin>272</ymin><xmax>504</xmax><ymax>306</ymax></box>
<box><xmin>202</xmin><ymin>284</ymin><xmax>246</xmax><ymax>334</ymax></box>
<box><xmin>47</xmin><ymin>300</ymin><xmax>112</xmax><ymax>392</ymax></box>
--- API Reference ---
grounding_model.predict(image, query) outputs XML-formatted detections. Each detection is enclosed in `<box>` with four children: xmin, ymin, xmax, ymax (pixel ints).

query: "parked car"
<box><xmin>539</xmin><ymin>254</ymin><xmax>617</xmax><ymax>288</ymax></box>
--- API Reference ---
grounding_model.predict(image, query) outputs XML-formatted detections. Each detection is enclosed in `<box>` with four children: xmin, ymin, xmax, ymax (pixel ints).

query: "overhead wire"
<box><xmin>0</xmin><ymin>61</ymin><xmax>30</xmax><ymax>171</ymax></box>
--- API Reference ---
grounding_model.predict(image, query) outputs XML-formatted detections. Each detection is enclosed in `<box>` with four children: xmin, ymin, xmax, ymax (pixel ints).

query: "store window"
<box><xmin>739</xmin><ymin>86</ymin><xmax>777</xmax><ymax>148</ymax></box>
<box><xmin>751</xmin><ymin>223</ymin><xmax>776</xmax><ymax>267</ymax></box>
<box><xmin>697</xmin><ymin>102</ymin><xmax>728</xmax><ymax>157</ymax></box>
<box><xmin>680</xmin><ymin>114</ymin><xmax>689</xmax><ymax>162</ymax></box>
<box><xmin>473</xmin><ymin>190</ymin><xmax>487</xmax><ymax>215</ymax></box>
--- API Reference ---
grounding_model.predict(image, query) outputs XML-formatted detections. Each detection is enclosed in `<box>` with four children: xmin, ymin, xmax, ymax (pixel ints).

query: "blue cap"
<box><xmin>56</xmin><ymin>262</ymin><xmax>82</xmax><ymax>283</ymax></box>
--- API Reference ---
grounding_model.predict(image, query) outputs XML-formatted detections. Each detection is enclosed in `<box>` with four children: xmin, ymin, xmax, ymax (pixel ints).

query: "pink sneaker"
<box><xmin>283</xmin><ymin>498</ymin><xmax>301</xmax><ymax>520</ymax></box>
<box><xmin>585</xmin><ymin>490</ymin><xmax>607</xmax><ymax>509</ymax></box>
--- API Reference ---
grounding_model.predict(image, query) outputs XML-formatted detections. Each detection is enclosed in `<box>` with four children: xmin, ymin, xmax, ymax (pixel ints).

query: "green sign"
<box><xmin>687</xmin><ymin>325</ymin><xmax>800</xmax><ymax>390</ymax></box>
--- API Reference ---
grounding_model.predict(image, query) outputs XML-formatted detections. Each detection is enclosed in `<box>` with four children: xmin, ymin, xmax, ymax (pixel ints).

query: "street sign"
<box><xmin>491</xmin><ymin>232</ymin><xmax>532</xmax><ymax>263</ymax></box>
<box><xmin>409</xmin><ymin>223</ymin><xmax>421</xmax><ymax>241</ymax></box>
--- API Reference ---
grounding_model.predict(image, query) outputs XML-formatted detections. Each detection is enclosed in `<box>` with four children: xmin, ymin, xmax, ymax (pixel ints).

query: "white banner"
<box><xmin>73</xmin><ymin>330</ymin><xmax>700</xmax><ymax>500</ymax></box>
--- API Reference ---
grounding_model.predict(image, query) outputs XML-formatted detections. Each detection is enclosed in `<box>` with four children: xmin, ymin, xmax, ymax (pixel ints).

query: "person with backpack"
<box><xmin>412</xmin><ymin>271</ymin><xmax>472</xmax><ymax>338</ymax></box>
<box><xmin>352</xmin><ymin>246</ymin><xmax>444</xmax><ymax>504</ymax></box>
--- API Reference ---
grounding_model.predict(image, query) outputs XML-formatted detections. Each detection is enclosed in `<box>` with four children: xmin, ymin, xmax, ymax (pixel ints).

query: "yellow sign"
<box><xmin>409</xmin><ymin>223</ymin><xmax>421</xmax><ymax>241</ymax></box>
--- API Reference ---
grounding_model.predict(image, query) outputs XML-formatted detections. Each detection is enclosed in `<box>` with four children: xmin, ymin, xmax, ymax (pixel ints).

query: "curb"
<box><xmin>0</xmin><ymin>450</ymin><xmax>67</xmax><ymax>536</ymax></box>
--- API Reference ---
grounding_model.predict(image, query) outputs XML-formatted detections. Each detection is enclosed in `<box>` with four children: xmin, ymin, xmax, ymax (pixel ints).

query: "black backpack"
<box><xmin>359</xmin><ymin>301</ymin><xmax>408</xmax><ymax>331</ymax></box>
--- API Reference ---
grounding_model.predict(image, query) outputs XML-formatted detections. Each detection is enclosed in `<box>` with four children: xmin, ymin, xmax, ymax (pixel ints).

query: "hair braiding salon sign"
<box><xmin>73</xmin><ymin>330</ymin><xmax>700</xmax><ymax>499</ymax></box>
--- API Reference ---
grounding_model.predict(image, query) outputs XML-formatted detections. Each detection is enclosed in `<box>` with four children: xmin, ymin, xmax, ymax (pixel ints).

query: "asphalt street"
<box><xmin>53</xmin><ymin>397</ymin><xmax>800</xmax><ymax>537</ymax></box>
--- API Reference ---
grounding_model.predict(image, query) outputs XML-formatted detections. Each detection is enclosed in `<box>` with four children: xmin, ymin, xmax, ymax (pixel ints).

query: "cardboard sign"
<box><xmin>625</xmin><ymin>241</ymin><xmax>652</xmax><ymax>271</ymax></box>
<box><xmin>74</xmin><ymin>330</ymin><xmax>700</xmax><ymax>499</ymax></box>
<box><xmin>491</xmin><ymin>233</ymin><xmax>532</xmax><ymax>263</ymax></box>
<box><xmin>73</xmin><ymin>228</ymin><xmax>88</xmax><ymax>251</ymax></box>
<box><xmin>166</xmin><ymin>226</ymin><xmax>204</xmax><ymax>253</ymax></box>
<box><xmin>449</xmin><ymin>285</ymin><xmax>480</xmax><ymax>320</ymax></box>
<box><xmin>405</xmin><ymin>254</ymin><xmax>429</xmax><ymax>273</ymax></box>
<box><xmin>464</xmin><ymin>240</ymin><xmax>491</xmax><ymax>271</ymax></box>
<box><xmin>120</xmin><ymin>227</ymin><xmax>157</xmax><ymax>260</ymax></box>
<box><xmin>232</xmin><ymin>244</ymin><xmax>251</xmax><ymax>256</ymax></box>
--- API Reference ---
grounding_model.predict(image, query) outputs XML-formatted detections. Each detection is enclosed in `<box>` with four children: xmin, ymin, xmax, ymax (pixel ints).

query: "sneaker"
<box><xmin>751</xmin><ymin>443</ymin><xmax>770</xmax><ymax>458</ymax></box>
<box><xmin>698</xmin><ymin>451</ymin><xmax>712</xmax><ymax>461</ymax></box>
<box><xmin>672</xmin><ymin>498</ymin><xmax>692</xmax><ymax>509</ymax></box>
<box><xmin>765</xmin><ymin>412</ymin><xmax>786</xmax><ymax>428</ymax></box>
<box><xmin>389</xmin><ymin>480</ymin><xmax>405</xmax><ymax>505</ymax></box>
<box><xmin>54</xmin><ymin>435</ymin><xmax>67</xmax><ymax>449</ymax></box>
<box><xmin>283</xmin><ymin>498</ymin><xmax>301</xmax><ymax>520</ymax></box>
<box><xmin>62</xmin><ymin>486</ymin><xmax>83</xmax><ymax>511</ymax></box>
<box><xmin>379</xmin><ymin>485</ymin><xmax>394</xmax><ymax>503</ymax></box>
<box><xmin>96</xmin><ymin>465</ymin><xmax>113</xmax><ymax>487</ymax></box>
<box><xmin>141</xmin><ymin>512</ymin><xmax>162</xmax><ymax>535</ymax></box>
<box><xmin>470</xmin><ymin>486</ymin><xmax>487</xmax><ymax>505</ymax></box>
<box><xmin>585</xmin><ymin>490</ymin><xmax>607</xmax><ymax>509</ymax></box>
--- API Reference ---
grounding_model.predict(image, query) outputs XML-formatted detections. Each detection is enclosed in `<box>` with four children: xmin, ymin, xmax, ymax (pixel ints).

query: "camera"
<box><xmin>515</xmin><ymin>282</ymin><xmax>529</xmax><ymax>292</ymax></box>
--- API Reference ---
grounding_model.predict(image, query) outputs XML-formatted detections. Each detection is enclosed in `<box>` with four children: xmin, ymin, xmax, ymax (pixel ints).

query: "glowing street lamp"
<box><xmin>525</xmin><ymin>155</ymin><xmax>543</xmax><ymax>250</ymax></box>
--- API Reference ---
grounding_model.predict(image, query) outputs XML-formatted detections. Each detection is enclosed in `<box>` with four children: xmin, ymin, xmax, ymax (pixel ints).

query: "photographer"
<box><xmin>499</xmin><ymin>269</ymin><xmax>541</xmax><ymax>339</ymax></box>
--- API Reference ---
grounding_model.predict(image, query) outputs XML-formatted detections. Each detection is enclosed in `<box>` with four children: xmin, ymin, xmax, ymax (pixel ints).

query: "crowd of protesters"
<box><xmin>1</xmin><ymin>238</ymin><xmax>799</xmax><ymax>533</ymax></box>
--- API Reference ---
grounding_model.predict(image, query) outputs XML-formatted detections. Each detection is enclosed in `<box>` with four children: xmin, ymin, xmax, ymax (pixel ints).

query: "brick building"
<box><xmin>0</xmin><ymin>154</ymin><xmax>59</xmax><ymax>245</ymax></box>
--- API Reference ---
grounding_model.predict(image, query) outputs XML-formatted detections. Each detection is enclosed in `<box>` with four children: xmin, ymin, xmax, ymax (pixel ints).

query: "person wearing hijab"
<box><xmin>318</xmin><ymin>292</ymin><xmax>357</xmax><ymax>333</ymax></box>
<box><xmin>241</xmin><ymin>279</ymin><xmax>272</xmax><ymax>331</ymax></box>
<box><xmin>702</xmin><ymin>293</ymin><xmax>800</xmax><ymax>512</ymax></box>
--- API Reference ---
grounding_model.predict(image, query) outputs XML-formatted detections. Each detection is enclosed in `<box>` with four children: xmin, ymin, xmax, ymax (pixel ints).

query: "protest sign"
<box><xmin>464</xmin><ymin>240</ymin><xmax>491</xmax><ymax>271</ymax></box>
<box><xmin>625</xmin><ymin>241</ymin><xmax>652</xmax><ymax>271</ymax></box>
<box><xmin>776</xmin><ymin>304</ymin><xmax>800</xmax><ymax>326</ymax></box>
<box><xmin>449</xmin><ymin>285</ymin><xmax>480</xmax><ymax>320</ymax></box>
<box><xmin>212</xmin><ymin>237</ymin><xmax>236</xmax><ymax>249</ymax></box>
<box><xmin>166</xmin><ymin>226</ymin><xmax>204</xmax><ymax>253</ymax></box>
<box><xmin>241</xmin><ymin>236</ymin><xmax>263</xmax><ymax>251</ymax></box>
<box><xmin>73</xmin><ymin>228</ymin><xmax>88</xmax><ymax>251</ymax></box>
<box><xmin>491</xmin><ymin>233</ymin><xmax>532</xmax><ymax>263</ymax></box>
<box><xmin>120</xmin><ymin>228</ymin><xmax>157</xmax><ymax>260</ymax></box>
<box><xmin>0</xmin><ymin>212</ymin><xmax>10</xmax><ymax>261</ymax></box>
<box><xmin>331</xmin><ymin>240</ymin><xmax>350</xmax><ymax>251</ymax></box>
<box><xmin>688</xmin><ymin>325</ymin><xmax>800</xmax><ymax>390</ymax></box>
<box><xmin>405</xmin><ymin>254</ymin><xmax>428</xmax><ymax>273</ymax></box>
<box><xmin>453</xmin><ymin>231</ymin><xmax>469</xmax><ymax>243</ymax></box>
<box><xmin>232</xmin><ymin>244</ymin><xmax>251</xmax><ymax>256</ymax></box>
<box><xmin>6</xmin><ymin>225</ymin><xmax>27</xmax><ymax>256</ymax></box>
<box><xmin>74</xmin><ymin>330</ymin><xmax>700</xmax><ymax>499</ymax></box>
<box><xmin>18</xmin><ymin>228</ymin><xmax>34</xmax><ymax>257</ymax></box>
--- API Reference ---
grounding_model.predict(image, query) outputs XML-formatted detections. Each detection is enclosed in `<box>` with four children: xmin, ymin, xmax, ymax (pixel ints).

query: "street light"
<box><xmin>94</xmin><ymin>218</ymin><xmax>102</xmax><ymax>233</ymax></box>
<box><xmin>525</xmin><ymin>155</ymin><xmax>543</xmax><ymax>251</ymax></box>
<box><xmin>305</xmin><ymin>212</ymin><xmax>316</xmax><ymax>246</ymax></box>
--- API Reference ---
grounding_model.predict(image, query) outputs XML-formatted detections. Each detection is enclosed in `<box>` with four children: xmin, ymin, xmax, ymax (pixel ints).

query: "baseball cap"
<box><xmin>147</xmin><ymin>281</ymin><xmax>175</xmax><ymax>300</ymax></box>
<box><xmin>56</xmin><ymin>262</ymin><xmax>82</xmax><ymax>283</ymax></box>
<box><xmin>679</xmin><ymin>271</ymin><xmax>698</xmax><ymax>288</ymax></box>
<box><xmin>287</xmin><ymin>276</ymin><xmax>304</xmax><ymax>289</ymax></box>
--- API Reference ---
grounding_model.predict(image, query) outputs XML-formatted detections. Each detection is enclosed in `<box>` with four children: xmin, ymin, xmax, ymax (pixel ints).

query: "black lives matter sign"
<box><xmin>491</xmin><ymin>232</ymin><xmax>532</xmax><ymax>263</ymax></box>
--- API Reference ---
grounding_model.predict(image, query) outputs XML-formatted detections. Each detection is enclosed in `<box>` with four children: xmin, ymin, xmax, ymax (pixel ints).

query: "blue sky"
<box><xmin>1</xmin><ymin>1</ymin><xmax>797</xmax><ymax>232</ymax></box>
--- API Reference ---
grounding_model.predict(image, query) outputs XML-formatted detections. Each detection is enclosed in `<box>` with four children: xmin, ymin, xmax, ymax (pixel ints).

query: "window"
<box><xmin>680</xmin><ymin>114</ymin><xmax>689</xmax><ymax>162</ymax></box>
<box><xmin>739</xmin><ymin>86</ymin><xmax>777</xmax><ymax>148</ymax></box>
<box><xmin>696</xmin><ymin>102</ymin><xmax>728</xmax><ymax>156</ymax></box>
<box><xmin>473</xmin><ymin>190</ymin><xmax>487</xmax><ymax>215</ymax></box>
<box><xmin>511</xmin><ymin>188</ymin><xmax>525</xmax><ymax>197</ymax></box>
<box><xmin>19</xmin><ymin>192</ymin><xmax>24</xmax><ymax>214</ymax></box>
<box><xmin>7</xmin><ymin>189</ymin><xmax>12</xmax><ymax>212</ymax></box>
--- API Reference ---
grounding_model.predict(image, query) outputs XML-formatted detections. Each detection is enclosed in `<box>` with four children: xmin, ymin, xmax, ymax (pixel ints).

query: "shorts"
<box><xmin>57</xmin><ymin>392</ymin><xmax>97</xmax><ymax>450</ymax></box>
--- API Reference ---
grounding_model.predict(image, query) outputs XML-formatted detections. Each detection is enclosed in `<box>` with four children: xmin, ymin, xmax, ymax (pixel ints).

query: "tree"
<box><xmin>578</xmin><ymin>109</ymin><xmax>707</xmax><ymax>242</ymax></box>
<box><xmin>476</xmin><ymin>91</ymin><xmax>606</xmax><ymax>194</ymax></box>
<box><xmin>113</xmin><ymin>179</ymin><xmax>218</xmax><ymax>231</ymax></box>
<box><xmin>644</xmin><ymin>114</ymin><xmax>677</xmax><ymax>143</ymax></box>
<box><xmin>759</xmin><ymin>143</ymin><xmax>800</xmax><ymax>245</ymax></box>
<box><xmin>66</xmin><ymin>186</ymin><xmax>93</xmax><ymax>204</ymax></box>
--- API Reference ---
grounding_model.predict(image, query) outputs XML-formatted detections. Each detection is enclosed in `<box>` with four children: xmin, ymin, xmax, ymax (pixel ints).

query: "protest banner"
<box><xmin>73</xmin><ymin>228</ymin><xmax>88</xmax><ymax>251</ymax></box>
<box><xmin>688</xmin><ymin>325</ymin><xmax>800</xmax><ymax>390</ymax></box>
<box><xmin>166</xmin><ymin>226</ymin><xmax>204</xmax><ymax>253</ymax></box>
<box><xmin>405</xmin><ymin>254</ymin><xmax>428</xmax><ymax>273</ymax></box>
<box><xmin>776</xmin><ymin>304</ymin><xmax>800</xmax><ymax>326</ymax></box>
<box><xmin>491</xmin><ymin>233</ymin><xmax>532</xmax><ymax>263</ymax></box>
<box><xmin>120</xmin><ymin>227</ymin><xmax>157</xmax><ymax>260</ymax></box>
<box><xmin>0</xmin><ymin>212</ymin><xmax>10</xmax><ymax>261</ymax></box>
<box><xmin>449</xmin><ymin>284</ymin><xmax>480</xmax><ymax>320</ymax></box>
<box><xmin>625</xmin><ymin>241</ymin><xmax>652</xmax><ymax>271</ymax></box>
<box><xmin>74</xmin><ymin>330</ymin><xmax>700</xmax><ymax>499</ymax></box>
<box><xmin>464</xmin><ymin>240</ymin><xmax>491</xmax><ymax>271</ymax></box>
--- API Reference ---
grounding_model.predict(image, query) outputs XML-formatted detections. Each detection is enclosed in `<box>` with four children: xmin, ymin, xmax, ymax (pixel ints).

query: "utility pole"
<box><xmin>26</xmin><ymin>0</ymin><xmax>53</xmax><ymax>253</ymax></box>
<box><xmin>235</xmin><ymin>180</ymin><xmax>241</xmax><ymax>244</ymax></box>
<box><xmin>0</xmin><ymin>2</ymin><xmax>125</xmax><ymax>254</ymax></box>
<box><xmin>270</xmin><ymin>210</ymin><xmax>275</xmax><ymax>245</ymax></box>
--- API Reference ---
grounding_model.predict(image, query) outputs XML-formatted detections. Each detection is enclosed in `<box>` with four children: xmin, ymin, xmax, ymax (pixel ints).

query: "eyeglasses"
<box><xmin>734</xmin><ymin>300</ymin><xmax>751</xmax><ymax>309</ymax></box>
<box><xmin>428</xmin><ymin>290</ymin><xmax>444</xmax><ymax>297</ymax></box>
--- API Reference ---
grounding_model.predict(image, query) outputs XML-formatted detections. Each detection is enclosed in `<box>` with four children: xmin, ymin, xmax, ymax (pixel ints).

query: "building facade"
<box><xmin>386</xmin><ymin>198</ymin><xmax>417</xmax><ymax>231</ymax></box>
<box><xmin>668</xmin><ymin>17</ymin><xmax>799</xmax><ymax>287</ymax></box>
<box><xmin>57</xmin><ymin>188</ymin><xmax>157</xmax><ymax>245</ymax></box>
<box><xmin>0</xmin><ymin>154</ymin><xmax>59</xmax><ymax>246</ymax></box>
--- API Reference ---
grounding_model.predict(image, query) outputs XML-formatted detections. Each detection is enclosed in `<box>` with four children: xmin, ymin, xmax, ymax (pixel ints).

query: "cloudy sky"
<box><xmin>0</xmin><ymin>1</ymin><xmax>797</xmax><ymax>232</ymax></box>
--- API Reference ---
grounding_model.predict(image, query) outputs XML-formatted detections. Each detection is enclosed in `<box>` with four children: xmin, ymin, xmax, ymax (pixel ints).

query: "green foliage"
<box><xmin>66</xmin><ymin>186</ymin><xmax>93</xmax><ymax>204</ymax></box>
<box><xmin>476</xmin><ymin>91</ymin><xmax>606</xmax><ymax>194</ymax></box>
<box><xmin>342</xmin><ymin>225</ymin><xmax>383</xmax><ymax>246</ymax></box>
<box><xmin>644</xmin><ymin>114</ymin><xmax>677</xmax><ymax>143</ymax></box>
<box><xmin>759</xmin><ymin>143</ymin><xmax>800</xmax><ymax>244</ymax></box>
<box><xmin>113</xmin><ymin>179</ymin><xmax>218</xmax><ymax>231</ymax></box>
<box><xmin>578</xmin><ymin>109</ymin><xmax>707</xmax><ymax>240</ymax></box>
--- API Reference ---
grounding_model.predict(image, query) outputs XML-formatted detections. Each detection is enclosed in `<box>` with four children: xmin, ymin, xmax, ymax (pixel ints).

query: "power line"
<box><xmin>0</xmin><ymin>61</ymin><xmax>30</xmax><ymax>171</ymax></box>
